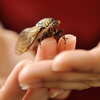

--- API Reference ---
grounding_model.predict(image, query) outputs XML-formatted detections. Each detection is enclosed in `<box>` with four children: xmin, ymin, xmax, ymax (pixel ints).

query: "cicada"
<box><xmin>15</xmin><ymin>18</ymin><xmax>63</xmax><ymax>55</ymax></box>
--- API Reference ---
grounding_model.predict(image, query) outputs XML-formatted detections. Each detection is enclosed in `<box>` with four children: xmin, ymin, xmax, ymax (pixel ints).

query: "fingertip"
<box><xmin>41</xmin><ymin>37</ymin><xmax>57</xmax><ymax>46</ymax></box>
<box><xmin>57</xmin><ymin>34</ymin><xmax>76</xmax><ymax>53</ymax></box>
<box><xmin>35</xmin><ymin>37</ymin><xmax>57</xmax><ymax>61</ymax></box>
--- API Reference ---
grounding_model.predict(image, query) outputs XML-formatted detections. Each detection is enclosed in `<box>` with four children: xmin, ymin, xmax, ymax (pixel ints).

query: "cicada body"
<box><xmin>15</xmin><ymin>18</ymin><xmax>61</xmax><ymax>55</ymax></box>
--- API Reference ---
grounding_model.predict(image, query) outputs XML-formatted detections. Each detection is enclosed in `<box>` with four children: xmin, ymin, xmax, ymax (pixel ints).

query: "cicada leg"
<box><xmin>62</xmin><ymin>35</ymin><xmax>68</xmax><ymax>44</ymax></box>
<box><xmin>55</xmin><ymin>30</ymin><xmax>68</xmax><ymax>44</ymax></box>
<box><xmin>54</xmin><ymin>29</ymin><xmax>63</xmax><ymax>37</ymax></box>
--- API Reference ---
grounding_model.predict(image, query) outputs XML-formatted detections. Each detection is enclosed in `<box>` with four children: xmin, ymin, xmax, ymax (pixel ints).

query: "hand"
<box><xmin>0</xmin><ymin>32</ymin><xmax>76</xmax><ymax>100</ymax></box>
<box><xmin>19</xmin><ymin>39</ymin><xmax>100</xmax><ymax>96</ymax></box>
<box><xmin>49</xmin><ymin>42</ymin><xmax>100</xmax><ymax>90</ymax></box>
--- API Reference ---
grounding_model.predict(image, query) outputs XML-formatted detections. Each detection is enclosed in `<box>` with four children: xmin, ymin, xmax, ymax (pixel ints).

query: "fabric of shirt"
<box><xmin>0</xmin><ymin>0</ymin><xmax>100</xmax><ymax>99</ymax></box>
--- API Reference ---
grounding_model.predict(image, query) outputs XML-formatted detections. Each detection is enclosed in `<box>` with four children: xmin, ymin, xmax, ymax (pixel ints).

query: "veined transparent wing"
<box><xmin>15</xmin><ymin>26</ymin><xmax>41</xmax><ymax>55</ymax></box>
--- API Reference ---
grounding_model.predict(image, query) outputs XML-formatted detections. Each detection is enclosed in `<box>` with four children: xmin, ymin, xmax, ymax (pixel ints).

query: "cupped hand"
<box><xmin>49</xmin><ymin>42</ymin><xmax>100</xmax><ymax>90</ymax></box>
<box><xmin>18</xmin><ymin>39</ymin><xmax>100</xmax><ymax>99</ymax></box>
<box><xmin>0</xmin><ymin>34</ymin><xmax>76</xmax><ymax>100</ymax></box>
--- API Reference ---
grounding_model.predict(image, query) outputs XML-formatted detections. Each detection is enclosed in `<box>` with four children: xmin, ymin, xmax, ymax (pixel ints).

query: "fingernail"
<box><xmin>65</xmin><ymin>35</ymin><xmax>76</xmax><ymax>42</ymax></box>
<box><xmin>49</xmin><ymin>88</ymin><xmax>64</xmax><ymax>98</ymax></box>
<box><xmin>20</xmin><ymin>84</ymin><xmax>30</xmax><ymax>90</ymax></box>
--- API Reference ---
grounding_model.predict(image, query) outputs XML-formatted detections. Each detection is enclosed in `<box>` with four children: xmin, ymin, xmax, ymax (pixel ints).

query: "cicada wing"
<box><xmin>15</xmin><ymin>28</ymin><xmax>37</xmax><ymax>55</ymax></box>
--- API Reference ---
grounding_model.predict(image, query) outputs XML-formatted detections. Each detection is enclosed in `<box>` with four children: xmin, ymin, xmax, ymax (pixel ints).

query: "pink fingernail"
<box><xmin>20</xmin><ymin>84</ymin><xmax>30</xmax><ymax>90</ymax></box>
<box><xmin>20</xmin><ymin>82</ymin><xmax>43</xmax><ymax>90</ymax></box>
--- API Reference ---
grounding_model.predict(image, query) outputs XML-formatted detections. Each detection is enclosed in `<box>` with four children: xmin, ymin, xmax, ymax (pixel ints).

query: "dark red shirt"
<box><xmin>0</xmin><ymin>0</ymin><xmax>100</xmax><ymax>100</ymax></box>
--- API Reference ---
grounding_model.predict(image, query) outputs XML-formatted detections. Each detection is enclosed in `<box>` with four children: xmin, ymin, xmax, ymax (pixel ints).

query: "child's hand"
<box><xmin>0</xmin><ymin>34</ymin><xmax>76</xmax><ymax>100</ymax></box>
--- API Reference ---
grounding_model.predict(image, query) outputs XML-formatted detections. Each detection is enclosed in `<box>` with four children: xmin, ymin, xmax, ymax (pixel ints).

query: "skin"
<box><xmin>0</xmin><ymin>27</ymin><xmax>100</xmax><ymax>100</ymax></box>
<box><xmin>0</xmin><ymin>27</ymin><xmax>76</xmax><ymax>100</ymax></box>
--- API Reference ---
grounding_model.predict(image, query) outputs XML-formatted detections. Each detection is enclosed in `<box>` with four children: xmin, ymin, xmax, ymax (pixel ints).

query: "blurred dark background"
<box><xmin>0</xmin><ymin>0</ymin><xmax>100</xmax><ymax>49</ymax></box>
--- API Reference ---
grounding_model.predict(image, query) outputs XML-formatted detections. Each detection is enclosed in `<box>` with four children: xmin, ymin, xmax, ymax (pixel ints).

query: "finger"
<box><xmin>44</xmin><ymin>81</ymin><xmax>90</xmax><ymax>90</ymax></box>
<box><xmin>19</xmin><ymin>60</ymin><xmax>100</xmax><ymax>84</ymax></box>
<box><xmin>44</xmin><ymin>77</ymin><xmax>100</xmax><ymax>90</ymax></box>
<box><xmin>18</xmin><ymin>60</ymin><xmax>52</xmax><ymax>100</ymax></box>
<box><xmin>56</xmin><ymin>34</ymin><xmax>76</xmax><ymax>99</ymax></box>
<box><xmin>18</xmin><ymin>60</ymin><xmax>52</xmax><ymax>88</ymax></box>
<box><xmin>52</xmin><ymin>49</ymin><xmax>100</xmax><ymax>73</ymax></box>
<box><xmin>18</xmin><ymin>60</ymin><xmax>100</xmax><ymax>92</ymax></box>
<box><xmin>22</xmin><ymin>88</ymin><xmax>49</xmax><ymax>100</ymax></box>
<box><xmin>28</xmin><ymin>38</ymin><xmax>57</xmax><ymax>100</ymax></box>
<box><xmin>18</xmin><ymin>60</ymin><xmax>71</xmax><ymax>100</ymax></box>
<box><xmin>34</xmin><ymin>35</ymin><xmax>76</xmax><ymax>99</ymax></box>
<box><xmin>57</xmin><ymin>34</ymin><xmax>76</xmax><ymax>53</ymax></box>
<box><xmin>34</xmin><ymin>37</ymin><xmax>57</xmax><ymax>62</ymax></box>
<box><xmin>19</xmin><ymin>60</ymin><xmax>100</xmax><ymax>85</ymax></box>
<box><xmin>0</xmin><ymin>60</ymin><xmax>33</xmax><ymax>100</ymax></box>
